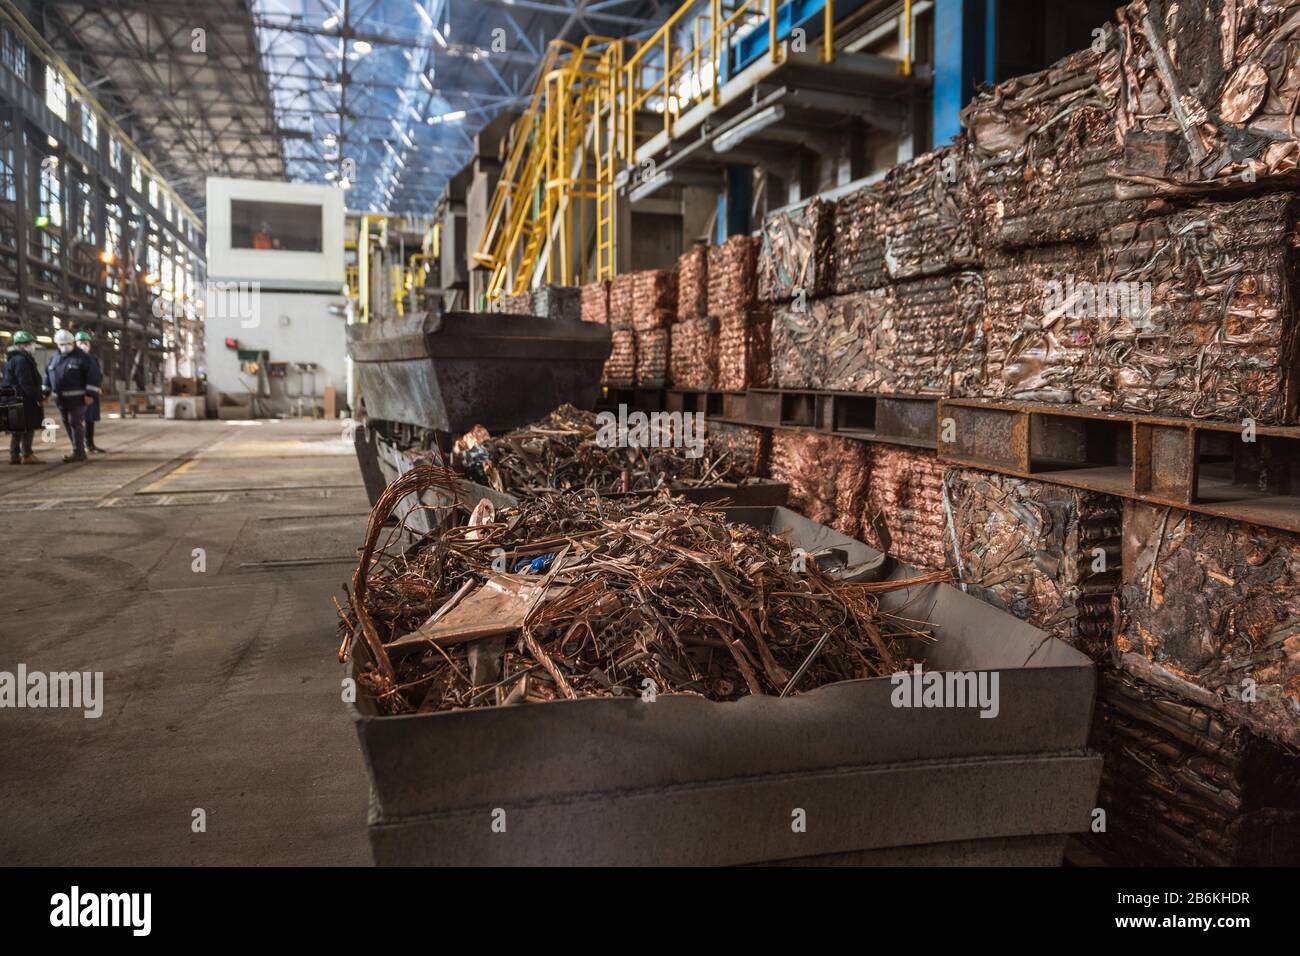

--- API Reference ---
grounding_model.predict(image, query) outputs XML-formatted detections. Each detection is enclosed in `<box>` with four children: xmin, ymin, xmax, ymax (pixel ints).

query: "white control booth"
<box><xmin>201</xmin><ymin>177</ymin><xmax>349</xmax><ymax>418</ymax></box>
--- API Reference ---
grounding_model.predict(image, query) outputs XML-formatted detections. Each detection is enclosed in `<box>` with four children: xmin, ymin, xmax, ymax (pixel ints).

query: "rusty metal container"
<box><xmin>349</xmin><ymin>506</ymin><xmax>1101</xmax><ymax>865</ymax></box>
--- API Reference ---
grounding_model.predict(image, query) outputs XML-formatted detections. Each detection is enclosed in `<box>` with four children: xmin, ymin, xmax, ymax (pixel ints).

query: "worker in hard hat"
<box><xmin>75</xmin><ymin>330</ymin><xmax>106</xmax><ymax>453</ymax></box>
<box><xmin>44</xmin><ymin>328</ymin><xmax>100</xmax><ymax>462</ymax></box>
<box><xmin>3</xmin><ymin>330</ymin><xmax>43</xmax><ymax>464</ymax></box>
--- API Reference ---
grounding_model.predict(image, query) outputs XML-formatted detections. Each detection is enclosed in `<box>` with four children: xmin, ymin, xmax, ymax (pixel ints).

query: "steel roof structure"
<box><xmin>35</xmin><ymin>0</ymin><xmax>666</xmax><ymax>216</ymax></box>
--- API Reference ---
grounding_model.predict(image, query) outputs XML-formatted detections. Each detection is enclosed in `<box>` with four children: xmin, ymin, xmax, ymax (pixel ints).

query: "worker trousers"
<box><xmin>60</xmin><ymin>404</ymin><xmax>86</xmax><ymax>458</ymax></box>
<box><xmin>8</xmin><ymin>428</ymin><xmax>33</xmax><ymax>458</ymax></box>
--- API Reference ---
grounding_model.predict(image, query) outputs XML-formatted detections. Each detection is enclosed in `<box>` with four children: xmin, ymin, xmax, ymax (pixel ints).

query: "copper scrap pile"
<box><xmin>879</xmin><ymin>147</ymin><xmax>980</xmax><ymax>280</ymax></box>
<box><xmin>343</xmin><ymin>468</ymin><xmax>943</xmax><ymax>714</ymax></box>
<box><xmin>580</xmin><ymin>279</ymin><xmax>610</xmax><ymax>325</ymax></box>
<box><xmin>832</xmin><ymin>185</ymin><xmax>887</xmax><ymax>293</ymax></box>
<box><xmin>942</xmin><ymin>469</ymin><xmax>1122</xmax><ymax>655</ymax></box>
<box><xmin>857</xmin><ymin>444</ymin><xmax>948</xmax><ymax>572</ymax></box>
<box><xmin>676</xmin><ymin>245</ymin><xmax>709</xmax><ymax>321</ymax></box>
<box><xmin>450</xmin><ymin>403</ymin><xmax>758</xmax><ymax>496</ymax></box>
<box><xmin>1085</xmin><ymin>666</ymin><xmax>1300</xmax><ymax>866</ymax></box>
<box><xmin>601</xmin><ymin>330</ymin><xmax>635</xmax><ymax>387</ymax></box>
<box><xmin>757</xmin><ymin>197</ymin><xmax>835</xmax><ymax>301</ymax></box>
<box><xmin>669</xmin><ymin>316</ymin><xmax>719</xmax><ymax>389</ymax></box>
<box><xmin>531</xmin><ymin>284</ymin><xmax>582</xmax><ymax>322</ymax></box>
<box><xmin>709</xmin><ymin>237</ymin><xmax>770</xmax><ymax>391</ymax></box>
<box><xmin>1119</xmin><ymin>501</ymin><xmax>1300</xmax><ymax>749</ymax></box>
<box><xmin>635</xmin><ymin>327</ymin><xmax>670</xmax><ymax>387</ymax></box>
<box><xmin>608</xmin><ymin>273</ymin><xmax>635</xmax><ymax>330</ymax></box>
<box><xmin>707</xmin><ymin>235</ymin><xmax>758</xmax><ymax>319</ymax></box>
<box><xmin>630</xmin><ymin>269</ymin><xmax>677</xmax><ymax>332</ymax></box>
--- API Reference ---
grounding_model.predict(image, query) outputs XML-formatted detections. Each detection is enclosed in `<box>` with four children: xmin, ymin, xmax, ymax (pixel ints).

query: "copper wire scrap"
<box><xmin>449</xmin><ymin>403</ymin><xmax>761</xmax><ymax>495</ymax></box>
<box><xmin>340</xmin><ymin>465</ymin><xmax>943</xmax><ymax>715</ymax></box>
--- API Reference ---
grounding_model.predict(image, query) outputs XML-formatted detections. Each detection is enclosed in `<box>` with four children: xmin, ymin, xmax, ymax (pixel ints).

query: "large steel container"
<box><xmin>349</xmin><ymin>506</ymin><xmax>1101</xmax><ymax>865</ymax></box>
<box><xmin>347</xmin><ymin>310</ymin><xmax>611</xmax><ymax>434</ymax></box>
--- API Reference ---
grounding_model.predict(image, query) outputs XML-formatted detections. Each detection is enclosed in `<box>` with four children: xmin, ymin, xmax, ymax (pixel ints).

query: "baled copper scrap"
<box><xmin>676</xmin><ymin>245</ymin><xmax>709</xmax><ymax>322</ymax></box>
<box><xmin>669</xmin><ymin>316</ymin><xmax>720</xmax><ymax>389</ymax></box>
<box><xmin>635</xmin><ymin>327</ymin><xmax>671</xmax><ymax>387</ymax></box>
<box><xmin>601</xmin><ymin>329</ymin><xmax>636</xmax><ymax>387</ymax></box>
<box><xmin>580</xmin><ymin>279</ymin><xmax>610</xmax><ymax>325</ymax></box>
<box><xmin>758</xmin><ymin>196</ymin><xmax>835</xmax><ymax>301</ymax></box>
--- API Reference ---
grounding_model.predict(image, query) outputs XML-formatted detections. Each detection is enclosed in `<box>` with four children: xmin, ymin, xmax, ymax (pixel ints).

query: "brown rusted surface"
<box><xmin>769</xmin><ymin>429</ymin><xmax>869</xmax><ymax>538</ymax></box>
<box><xmin>676</xmin><ymin>244</ymin><xmax>709</xmax><ymax>321</ymax></box>
<box><xmin>601</xmin><ymin>329</ymin><xmax>635</xmax><ymax>387</ymax></box>
<box><xmin>580</xmin><ymin>280</ymin><xmax>610</xmax><ymax>325</ymax></box>
<box><xmin>668</xmin><ymin>316</ymin><xmax>719</xmax><ymax>389</ymax></box>
<box><xmin>942</xmin><ymin>468</ymin><xmax>1122</xmax><ymax>656</ymax></box>
<box><xmin>757</xmin><ymin>196</ymin><xmax>835</xmax><ymax>302</ymax></box>
<box><xmin>1120</xmin><ymin>500</ymin><xmax>1300</xmax><ymax>748</ymax></box>
<box><xmin>608</xmin><ymin>273</ymin><xmax>636</xmax><ymax>331</ymax></box>
<box><xmin>635</xmin><ymin>327</ymin><xmax>670</xmax><ymax>387</ymax></box>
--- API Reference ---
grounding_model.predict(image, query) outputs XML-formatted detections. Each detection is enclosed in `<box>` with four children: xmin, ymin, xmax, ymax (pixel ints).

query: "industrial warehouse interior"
<box><xmin>0</xmin><ymin>0</ymin><xmax>1295</xmax><ymax>926</ymax></box>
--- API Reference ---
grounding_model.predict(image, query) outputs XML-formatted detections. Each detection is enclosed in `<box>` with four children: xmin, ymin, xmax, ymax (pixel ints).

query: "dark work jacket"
<box><xmin>81</xmin><ymin>349</ymin><xmax>103</xmax><ymax>422</ymax></box>
<box><xmin>3</xmin><ymin>346</ymin><xmax>43</xmax><ymax>422</ymax></box>
<box><xmin>45</xmin><ymin>348</ymin><xmax>102</xmax><ymax>411</ymax></box>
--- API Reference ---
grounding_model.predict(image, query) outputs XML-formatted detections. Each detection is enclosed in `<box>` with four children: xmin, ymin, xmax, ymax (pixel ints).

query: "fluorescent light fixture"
<box><xmin>322</xmin><ymin>14</ymin><xmax>339</xmax><ymax>29</ymax></box>
<box><xmin>353</xmin><ymin>39</ymin><xmax>372</xmax><ymax>55</ymax></box>
<box><xmin>441</xmin><ymin>109</ymin><xmax>465</xmax><ymax>122</ymax></box>
<box><xmin>322</xmin><ymin>133</ymin><xmax>337</xmax><ymax>145</ymax></box>
<box><xmin>431</xmin><ymin>28</ymin><xmax>446</xmax><ymax>47</ymax></box>
<box><xmin>339</xmin><ymin>177</ymin><xmax>351</xmax><ymax>190</ymax></box>
<box><xmin>413</xmin><ymin>2</ymin><xmax>433</xmax><ymax>28</ymax></box>
<box><xmin>420</xmin><ymin>72</ymin><xmax>434</xmax><ymax>93</ymax></box>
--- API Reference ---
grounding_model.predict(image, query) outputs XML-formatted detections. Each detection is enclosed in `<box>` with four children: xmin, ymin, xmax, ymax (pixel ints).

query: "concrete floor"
<box><xmin>0</xmin><ymin>417</ymin><xmax>373</xmax><ymax>864</ymax></box>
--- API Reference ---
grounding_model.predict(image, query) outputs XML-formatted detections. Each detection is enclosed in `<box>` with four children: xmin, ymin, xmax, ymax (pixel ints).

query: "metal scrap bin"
<box><xmin>349</xmin><ymin>506</ymin><xmax>1101</xmax><ymax>866</ymax></box>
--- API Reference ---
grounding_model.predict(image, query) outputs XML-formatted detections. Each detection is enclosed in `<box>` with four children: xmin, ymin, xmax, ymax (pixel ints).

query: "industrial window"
<box><xmin>109</xmin><ymin>137</ymin><xmax>123</xmax><ymax>172</ymax></box>
<box><xmin>81</xmin><ymin>103</ymin><xmax>97</xmax><ymax>149</ymax></box>
<box><xmin>130</xmin><ymin>161</ymin><xmax>142</xmax><ymax>195</ymax></box>
<box><xmin>40</xmin><ymin>156</ymin><xmax>62</xmax><ymax>227</ymax></box>
<box><xmin>0</xmin><ymin>141</ymin><xmax>14</xmax><ymax>202</ymax></box>
<box><xmin>2</xmin><ymin>26</ymin><xmax>26</xmax><ymax>83</ymax></box>
<box><xmin>45</xmin><ymin>66</ymin><xmax>67</xmax><ymax>120</ymax></box>
<box><xmin>230</xmin><ymin>199</ymin><xmax>323</xmax><ymax>252</ymax></box>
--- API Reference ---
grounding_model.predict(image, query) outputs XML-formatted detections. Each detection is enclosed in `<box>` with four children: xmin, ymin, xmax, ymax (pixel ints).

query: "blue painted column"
<box><xmin>716</xmin><ymin>166</ymin><xmax>752</xmax><ymax>243</ymax></box>
<box><xmin>932</xmin><ymin>0</ymin><xmax>996</xmax><ymax>146</ymax></box>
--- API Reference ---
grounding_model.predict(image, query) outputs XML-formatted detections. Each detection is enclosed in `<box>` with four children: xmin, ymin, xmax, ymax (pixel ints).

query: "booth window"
<box><xmin>231</xmin><ymin>199</ymin><xmax>322</xmax><ymax>252</ymax></box>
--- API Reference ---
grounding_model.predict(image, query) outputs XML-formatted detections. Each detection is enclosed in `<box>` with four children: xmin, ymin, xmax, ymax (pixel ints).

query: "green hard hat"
<box><xmin>75</xmin><ymin>330</ymin><xmax>93</xmax><ymax>341</ymax></box>
<box><xmin>12</xmin><ymin>330</ymin><xmax>35</xmax><ymax>344</ymax></box>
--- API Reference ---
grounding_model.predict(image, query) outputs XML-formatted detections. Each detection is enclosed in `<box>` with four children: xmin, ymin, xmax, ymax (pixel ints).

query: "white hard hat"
<box><xmin>53</xmin><ymin>329</ymin><xmax>74</xmax><ymax>346</ymax></box>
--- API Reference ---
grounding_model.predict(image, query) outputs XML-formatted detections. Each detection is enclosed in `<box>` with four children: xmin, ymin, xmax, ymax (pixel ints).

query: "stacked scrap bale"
<box><xmin>531</xmin><ymin>284</ymin><xmax>582</xmax><ymax>322</ymax></box>
<box><xmin>710</xmin><ymin>236</ymin><xmax>768</xmax><ymax>391</ymax></box>
<box><xmin>608</xmin><ymin>273</ymin><xmax>635</xmax><ymax>331</ymax></box>
<box><xmin>669</xmin><ymin>315</ymin><xmax>719</xmax><ymax>390</ymax></box>
<box><xmin>879</xmin><ymin>146</ymin><xmax>980</xmax><ymax>281</ymax></box>
<box><xmin>1119</xmin><ymin>502</ymin><xmax>1300</xmax><ymax>751</ymax></box>
<box><xmin>769</xmin><ymin>430</ymin><xmax>869</xmax><ymax>539</ymax></box>
<box><xmin>832</xmin><ymin>185</ymin><xmax>886</xmax><ymax>293</ymax></box>
<box><xmin>942</xmin><ymin>469</ymin><xmax>1122</xmax><ymax>657</ymax></box>
<box><xmin>491</xmin><ymin>290</ymin><xmax>532</xmax><ymax>314</ymax></box>
<box><xmin>601</xmin><ymin>330</ymin><xmax>636</xmax><ymax>388</ymax></box>
<box><xmin>629</xmin><ymin>270</ymin><xmax>676</xmax><ymax>388</ymax></box>
<box><xmin>635</xmin><ymin>328</ymin><xmax>671</xmax><ymax>387</ymax></box>
<box><xmin>758</xmin><ymin>197</ymin><xmax>835</xmax><ymax>301</ymax></box>
<box><xmin>580</xmin><ymin>280</ymin><xmax>610</xmax><ymax>325</ymax></box>
<box><xmin>707</xmin><ymin>421</ymin><xmax>771</xmax><ymax>477</ymax></box>
<box><xmin>1086</xmin><ymin>666</ymin><xmax>1300</xmax><ymax>866</ymax></box>
<box><xmin>676</xmin><ymin>245</ymin><xmax>709</xmax><ymax>321</ymax></box>
<box><xmin>858</xmin><ymin>444</ymin><xmax>947</xmax><ymax>572</ymax></box>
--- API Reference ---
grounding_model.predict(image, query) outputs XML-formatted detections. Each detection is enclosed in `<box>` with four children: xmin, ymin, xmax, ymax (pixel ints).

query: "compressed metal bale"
<box><xmin>491</xmin><ymin>291</ymin><xmax>532</xmax><ymax>315</ymax></box>
<box><xmin>832</xmin><ymin>183</ymin><xmax>887</xmax><ymax>293</ymax></box>
<box><xmin>962</xmin><ymin>39</ymin><xmax>1167</xmax><ymax>249</ymax></box>
<box><xmin>631</xmin><ymin>269</ymin><xmax>678</xmax><ymax>332</ymax></box>
<box><xmin>706</xmin><ymin>421</ymin><xmax>771</xmax><ymax>477</ymax></box>
<box><xmin>1114</xmin><ymin>0</ymin><xmax>1300</xmax><ymax>194</ymax></box>
<box><xmin>879</xmin><ymin>145</ymin><xmax>980</xmax><ymax>280</ymax></box>
<box><xmin>717</xmin><ymin>305</ymin><xmax>771</xmax><ymax>392</ymax></box>
<box><xmin>530</xmin><ymin>284</ymin><xmax>582</xmax><ymax>322</ymax></box>
<box><xmin>770</xmin><ymin>298</ymin><xmax>829</xmax><ymax>389</ymax></box>
<box><xmin>634</xmin><ymin>327</ymin><xmax>670</xmax><ymax>387</ymax></box>
<box><xmin>769</xmin><ymin>429</ymin><xmax>868</xmax><ymax>538</ymax></box>
<box><xmin>601</xmin><ymin>329</ymin><xmax>636</xmax><ymax>387</ymax></box>
<box><xmin>708</xmin><ymin>235</ymin><xmax>758</xmax><ymax>321</ymax></box>
<box><xmin>941</xmin><ymin>468</ymin><xmax>1122</xmax><ymax>657</ymax></box>
<box><xmin>609</xmin><ymin>273</ymin><xmax>636</xmax><ymax>330</ymax></box>
<box><xmin>1119</xmin><ymin>500</ymin><xmax>1300</xmax><ymax>749</ymax></box>
<box><xmin>974</xmin><ymin>193</ymin><xmax>1300</xmax><ymax>424</ymax></box>
<box><xmin>1084</xmin><ymin>665</ymin><xmax>1300</xmax><ymax>866</ymax></box>
<box><xmin>858</xmin><ymin>443</ymin><xmax>947</xmax><ymax>572</ymax></box>
<box><xmin>758</xmin><ymin>196</ymin><xmax>835</xmax><ymax>302</ymax></box>
<box><xmin>676</xmin><ymin>245</ymin><xmax>709</xmax><ymax>321</ymax></box>
<box><xmin>865</xmin><ymin>273</ymin><xmax>985</xmax><ymax>396</ymax></box>
<box><xmin>580</xmin><ymin>280</ymin><xmax>610</xmax><ymax>325</ymax></box>
<box><xmin>669</xmin><ymin>316</ymin><xmax>719</xmax><ymax>389</ymax></box>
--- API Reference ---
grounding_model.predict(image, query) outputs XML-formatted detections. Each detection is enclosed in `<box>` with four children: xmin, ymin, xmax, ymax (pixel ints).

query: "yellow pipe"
<box><xmin>902</xmin><ymin>0</ymin><xmax>913</xmax><ymax>76</ymax></box>
<box><xmin>823</xmin><ymin>0</ymin><xmax>834</xmax><ymax>64</ymax></box>
<box><xmin>770</xmin><ymin>0</ymin><xmax>780</xmax><ymax>64</ymax></box>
